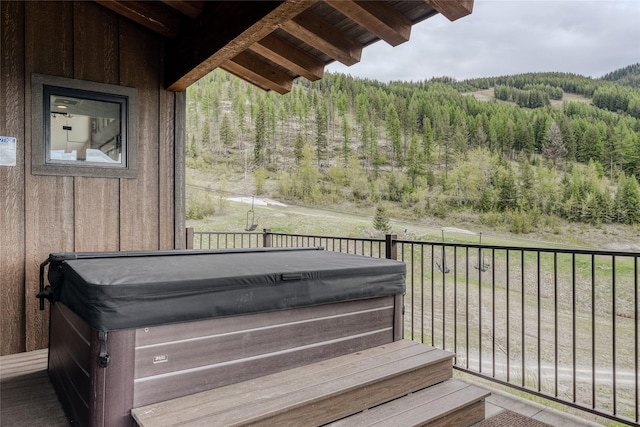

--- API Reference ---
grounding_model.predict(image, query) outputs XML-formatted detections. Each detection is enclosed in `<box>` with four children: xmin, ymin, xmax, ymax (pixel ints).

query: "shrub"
<box><xmin>254</xmin><ymin>167</ymin><xmax>268</xmax><ymax>195</ymax></box>
<box><xmin>186</xmin><ymin>190</ymin><xmax>215</xmax><ymax>220</ymax></box>
<box><xmin>509</xmin><ymin>209</ymin><xmax>533</xmax><ymax>234</ymax></box>
<box><xmin>479</xmin><ymin>211</ymin><xmax>504</xmax><ymax>227</ymax></box>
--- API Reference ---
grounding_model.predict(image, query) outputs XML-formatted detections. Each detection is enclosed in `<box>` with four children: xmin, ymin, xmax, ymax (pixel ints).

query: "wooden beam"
<box><xmin>161</xmin><ymin>0</ymin><xmax>204</xmax><ymax>19</ymax></box>
<box><xmin>166</xmin><ymin>1</ymin><xmax>318</xmax><ymax>91</ymax></box>
<box><xmin>221</xmin><ymin>52</ymin><xmax>293</xmax><ymax>95</ymax></box>
<box><xmin>249</xmin><ymin>33</ymin><xmax>324</xmax><ymax>81</ymax></box>
<box><xmin>280</xmin><ymin>9</ymin><xmax>362</xmax><ymax>66</ymax></box>
<box><xmin>427</xmin><ymin>0</ymin><xmax>474</xmax><ymax>22</ymax></box>
<box><xmin>326</xmin><ymin>1</ymin><xmax>411</xmax><ymax>47</ymax></box>
<box><xmin>95</xmin><ymin>0</ymin><xmax>181</xmax><ymax>38</ymax></box>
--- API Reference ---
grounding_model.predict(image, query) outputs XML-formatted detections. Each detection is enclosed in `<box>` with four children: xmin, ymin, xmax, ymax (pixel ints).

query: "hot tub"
<box><xmin>38</xmin><ymin>248</ymin><xmax>406</xmax><ymax>427</ymax></box>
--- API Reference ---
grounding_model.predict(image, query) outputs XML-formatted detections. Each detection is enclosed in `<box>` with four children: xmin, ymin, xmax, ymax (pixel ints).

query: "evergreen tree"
<box><xmin>315</xmin><ymin>99</ymin><xmax>328</xmax><ymax>167</ymax></box>
<box><xmin>423</xmin><ymin>120</ymin><xmax>434</xmax><ymax>163</ymax></box>
<box><xmin>615</xmin><ymin>173</ymin><xmax>640</xmax><ymax>224</ymax></box>
<box><xmin>293</xmin><ymin>132</ymin><xmax>304</xmax><ymax>165</ymax></box>
<box><xmin>341</xmin><ymin>114</ymin><xmax>350</xmax><ymax>167</ymax></box>
<box><xmin>373</xmin><ymin>205</ymin><xmax>391</xmax><ymax>234</ymax></box>
<box><xmin>219</xmin><ymin>114</ymin><xmax>234</xmax><ymax>147</ymax></box>
<box><xmin>386</xmin><ymin>103</ymin><xmax>403</xmax><ymax>168</ymax></box>
<box><xmin>254</xmin><ymin>99</ymin><xmax>266</xmax><ymax>167</ymax></box>
<box><xmin>406</xmin><ymin>133</ymin><xmax>426</xmax><ymax>188</ymax></box>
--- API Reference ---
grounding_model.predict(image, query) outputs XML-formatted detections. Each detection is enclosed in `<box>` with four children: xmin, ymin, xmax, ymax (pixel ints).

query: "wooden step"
<box><xmin>132</xmin><ymin>340</ymin><xmax>454</xmax><ymax>426</ymax></box>
<box><xmin>328</xmin><ymin>378</ymin><xmax>490</xmax><ymax>427</ymax></box>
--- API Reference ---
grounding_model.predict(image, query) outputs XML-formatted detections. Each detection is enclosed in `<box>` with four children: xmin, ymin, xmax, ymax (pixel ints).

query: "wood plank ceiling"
<box><xmin>96</xmin><ymin>1</ymin><xmax>474</xmax><ymax>93</ymax></box>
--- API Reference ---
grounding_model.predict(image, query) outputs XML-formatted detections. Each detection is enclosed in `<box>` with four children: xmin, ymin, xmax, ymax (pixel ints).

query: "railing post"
<box><xmin>186</xmin><ymin>227</ymin><xmax>194</xmax><ymax>249</ymax></box>
<box><xmin>263</xmin><ymin>228</ymin><xmax>272</xmax><ymax>248</ymax></box>
<box><xmin>385</xmin><ymin>234</ymin><xmax>397</xmax><ymax>260</ymax></box>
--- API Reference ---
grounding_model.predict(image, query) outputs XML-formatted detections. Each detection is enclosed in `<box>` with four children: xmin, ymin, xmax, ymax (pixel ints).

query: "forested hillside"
<box><xmin>186</xmin><ymin>65</ymin><xmax>640</xmax><ymax>231</ymax></box>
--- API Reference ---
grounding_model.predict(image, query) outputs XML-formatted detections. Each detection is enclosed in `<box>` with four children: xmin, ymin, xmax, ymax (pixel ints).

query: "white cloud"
<box><xmin>325</xmin><ymin>1</ymin><xmax>640</xmax><ymax>81</ymax></box>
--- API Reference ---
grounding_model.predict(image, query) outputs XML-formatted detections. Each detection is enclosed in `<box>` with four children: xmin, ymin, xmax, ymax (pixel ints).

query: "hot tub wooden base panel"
<box><xmin>48</xmin><ymin>295</ymin><xmax>402</xmax><ymax>427</ymax></box>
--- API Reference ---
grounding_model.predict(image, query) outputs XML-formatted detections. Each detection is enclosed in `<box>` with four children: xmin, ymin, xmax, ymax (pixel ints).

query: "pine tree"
<box><xmin>341</xmin><ymin>114</ymin><xmax>350</xmax><ymax>167</ymax></box>
<box><xmin>423</xmin><ymin>120</ymin><xmax>434</xmax><ymax>163</ymax></box>
<box><xmin>315</xmin><ymin>99</ymin><xmax>328</xmax><ymax>166</ymax></box>
<box><xmin>386</xmin><ymin>103</ymin><xmax>403</xmax><ymax>169</ymax></box>
<box><xmin>254</xmin><ymin>99</ymin><xmax>266</xmax><ymax>167</ymax></box>
<box><xmin>373</xmin><ymin>205</ymin><xmax>391</xmax><ymax>234</ymax></box>
<box><xmin>406</xmin><ymin>133</ymin><xmax>426</xmax><ymax>188</ymax></box>
<box><xmin>219</xmin><ymin>114</ymin><xmax>234</xmax><ymax>147</ymax></box>
<box><xmin>293</xmin><ymin>132</ymin><xmax>304</xmax><ymax>165</ymax></box>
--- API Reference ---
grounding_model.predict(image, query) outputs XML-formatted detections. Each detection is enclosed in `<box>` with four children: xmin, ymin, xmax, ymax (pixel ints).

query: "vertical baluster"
<box><xmin>442</xmin><ymin>243</ymin><xmax>446</xmax><ymax>351</ymax></box>
<box><xmin>635</xmin><ymin>256</ymin><xmax>638</xmax><ymax>423</ymax></box>
<box><xmin>478</xmin><ymin>244</ymin><xmax>482</xmax><ymax>373</ymax></box>
<box><xmin>537</xmin><ymin>252</ymin><xmax>541</xmax><ymax>392</ymax></box>
<box><xmin>571</xmin><ymin>253</ymin><xmax>577</xmax><ymax>403</ymax></box>
<box><xmin>554</xmin><ymin>252</ymin><xmax>558</xmax><ymax>397</ymax></box>
<box><xmin>466</xmin><ymin>246</ymin><xmax>469</xmax><ymax>370</ymax></box>
<box><xmin>492</xmin><ymin>248</ymin><xmax>496</xmax><ymax>378</ymax></box>
<box><xmin>454</xmin><ymin>246</ymin><xmax>458</xmax><ymax>364</ymax></box>
<box><xmin>592</xmin><ymin>253</ymin><xmax>596</xmax><ymax>409</ymax></box>
<box><xmin>612</xmin><ymin>255</ymin><xmax>617</xmax><ymax>415</ymax></box>
<box><xmin>506</xmin><ymin>249</ymin><xmax>510</xmax><ymax>383</ymax></box>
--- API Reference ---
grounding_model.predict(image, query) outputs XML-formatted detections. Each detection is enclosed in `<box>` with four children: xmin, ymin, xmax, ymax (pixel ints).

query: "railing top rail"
<box><xmin>268</xmin><ymin>232</ymin><xmax>384</xmax><ymax>244</ymax></box>
<box><xmin>194</xmin><ymin>231</ymin><xmax>263</xmax><ymax>235</ymax></box>
<box><xmin>394</xmin><ymin>238</ymin><xmax>640</xmax><ymax>258</ymax></box>
<box><xmin>190</xmin><ymin>230</ymin><xmax>639</xmax><ymax>258</ymax></box>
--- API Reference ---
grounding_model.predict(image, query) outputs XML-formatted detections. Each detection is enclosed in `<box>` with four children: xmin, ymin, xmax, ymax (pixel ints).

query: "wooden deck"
<box><xmin>2</xmin><ymin>343</ymin><xmax>489</xmax><ymax>427</ymax></box>
<box><xmin>0</xmin><ymin>349</ymin><xmax>69</xmax><ymax>426</ymax></box>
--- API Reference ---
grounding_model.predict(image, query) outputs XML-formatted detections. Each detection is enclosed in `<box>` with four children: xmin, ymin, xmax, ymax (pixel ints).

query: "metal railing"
<box><xmin>186</xmin><ymin>228</ymin><xmax>639</xmax><ymax>426</ymax></box>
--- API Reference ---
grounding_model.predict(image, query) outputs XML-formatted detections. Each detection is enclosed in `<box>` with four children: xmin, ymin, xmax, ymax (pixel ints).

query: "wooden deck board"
<box><xmin>132</xmin><ymin>340</ymin><xmax>455</xmax><ymax>426</ymax></box>
<box><xmin>0</xmin><ymin>349</ymin><xmax>70</xmax><ymax>426</ymax></box>
<box><xmin>329</xmin><ymin>378</ymin><xmax>489</xmax><ymax>426</ymax></box>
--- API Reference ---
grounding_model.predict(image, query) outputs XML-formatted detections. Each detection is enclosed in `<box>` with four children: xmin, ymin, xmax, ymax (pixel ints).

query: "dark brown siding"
<box><xmin>0</xmin><ymin>0</ymin><xmax>26</xmax><ymax>354</ymax></box>
<box><xmin>0</xmin><ymin>1</ymin><xmax>184</xmax><ymax>355</ymax></box>
<box><xmin>73</xmin><ymin>1</ymin><xmax>121</xmax><ymax>254</ymax></box>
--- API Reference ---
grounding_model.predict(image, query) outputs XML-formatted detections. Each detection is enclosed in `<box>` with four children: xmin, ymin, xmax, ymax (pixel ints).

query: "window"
<box><xmin>32</xmin><ymin>74</ymin><xmax>138</xmax><ymax>178</ymax></box>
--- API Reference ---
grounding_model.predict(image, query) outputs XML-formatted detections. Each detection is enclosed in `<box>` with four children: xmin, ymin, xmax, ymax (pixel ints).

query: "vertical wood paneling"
<box><xmin>2</xmin><ymin>1</ymin><xmax>180</xmax><ymax>355</ymax></box>
<box><xmin>159</xmin><ymin>89</ymin><xmax>175</xmax><ymax>250</ymax></box>
<box><xmin>119</xmin><ymin>18</ymin><xmax>161</xmax><ymax>251</ymax></box>
<box><xmin>72</xmin><ymin>1</ymin><xmax>121</xmax><ymax>253</ymax></box>
<box><xmin>0</xmin><ymin>0</ymin><xmax>26</xmax><ymax>356</ymax></box>
<box><xmin>174</xmin><ymin>91</ymin><xmax>187</xmax><ymax>249</ymax></box>
<box><xmin>24</xmin><ymin>0</ymin><xmax>75</xmax><ymax>351</ymax></box>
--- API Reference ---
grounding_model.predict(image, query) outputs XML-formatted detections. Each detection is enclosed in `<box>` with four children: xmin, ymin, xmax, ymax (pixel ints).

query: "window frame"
<box><xmin>31</xmin><ymin>73</ymin><xmax>138</xmax><ymax>178</ymax></box>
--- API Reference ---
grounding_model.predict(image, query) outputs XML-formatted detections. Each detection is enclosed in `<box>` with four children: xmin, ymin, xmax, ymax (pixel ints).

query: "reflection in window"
<box><xmin>46</xmin><ymin>88</ymin><xmax>125</xmax><ymax>166</ymax></box>
<box><xmin>32</xmin><ymin>73</ymin><xmax>137</xmax><ymax>178</ymax></box>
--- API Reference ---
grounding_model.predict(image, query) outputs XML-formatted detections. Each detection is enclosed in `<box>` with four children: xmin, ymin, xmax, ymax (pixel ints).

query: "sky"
<box><xmin>325</xmin><ymin>0</ymin><xmax>640</xmax><ymax>82</ymax></box>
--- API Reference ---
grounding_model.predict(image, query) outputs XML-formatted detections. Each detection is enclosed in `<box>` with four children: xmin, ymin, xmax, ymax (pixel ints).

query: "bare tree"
<box><xmin>543</xmin><ymin>121</ymin><xmax>567</xmax><ymax>168</ymax></box>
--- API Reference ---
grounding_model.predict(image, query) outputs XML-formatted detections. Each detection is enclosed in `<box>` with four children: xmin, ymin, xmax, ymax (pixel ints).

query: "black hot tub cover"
<box><xmin>43</xmin><ymin>248</ymin><xmax>406</xmax><ymax>332</ymax></box>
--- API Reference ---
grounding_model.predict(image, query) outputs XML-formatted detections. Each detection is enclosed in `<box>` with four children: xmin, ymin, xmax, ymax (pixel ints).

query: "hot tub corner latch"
<box><xmin>98</xmin><ymin>331</ymin><xmax>110</xmax><ymax>368</ymax></box>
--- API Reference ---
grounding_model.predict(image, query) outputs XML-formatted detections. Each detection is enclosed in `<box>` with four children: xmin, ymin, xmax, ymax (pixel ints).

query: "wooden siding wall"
<box><xmin>0</xmin><ymin>1</ymin><xmax>185</xmax><ymax>356</ymax></box>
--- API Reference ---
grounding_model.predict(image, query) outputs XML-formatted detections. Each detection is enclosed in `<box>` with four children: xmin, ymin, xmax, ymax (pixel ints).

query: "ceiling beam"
<box><xmin>161</xmin><ymin>0</ymin><xmax>204</xmax><ymax>19</ymax></box>
<box><xmin>221</xmin><ymin>52</ymin><xmax>293</xmax><ymax>95</ymax></box>
<box><xmin>96</xmin><ymin>0</ymin><xmax>182</xmax><ymax>39</ymax></box>
<box><xmin>280</xmin><ymin>9</ymin><xmax>362</xmax><ymax>66</ymax></box>
<box><xmin>249</xmin><ymin>34</ymin><xmax>324</xmax><ymax>81</ymax></box>
<box><xmin>426</xmin><ymin>0</ymin><xmax>473</xmax><ymax>22</ymax></box>
<box><xmin>326</xmin><ymin>1</ymin><xmax>411</xmax><ymax>47</ymax></box>
<box><xmin>165</xmin><ymin>1</ymin><xmax>318</xmax><ymax>91</ymax></box>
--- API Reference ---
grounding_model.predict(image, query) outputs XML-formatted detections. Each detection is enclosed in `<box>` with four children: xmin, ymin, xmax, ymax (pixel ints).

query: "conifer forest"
<box><xmin>186</xmin><ymin>64</ymin><xmax>640</xmax><ymax>232</ymax></box>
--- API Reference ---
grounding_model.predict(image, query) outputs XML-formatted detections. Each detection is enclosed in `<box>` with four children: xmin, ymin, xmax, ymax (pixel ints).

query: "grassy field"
<box><xmin>186</xmin><ymin>175</ymin><xmax>640</xmax><ymax>252</ymax></box>
<box><xmin>187</xmin><ymin>180</ymin><xmax>639</xmax><ymax>426</ymax></box>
